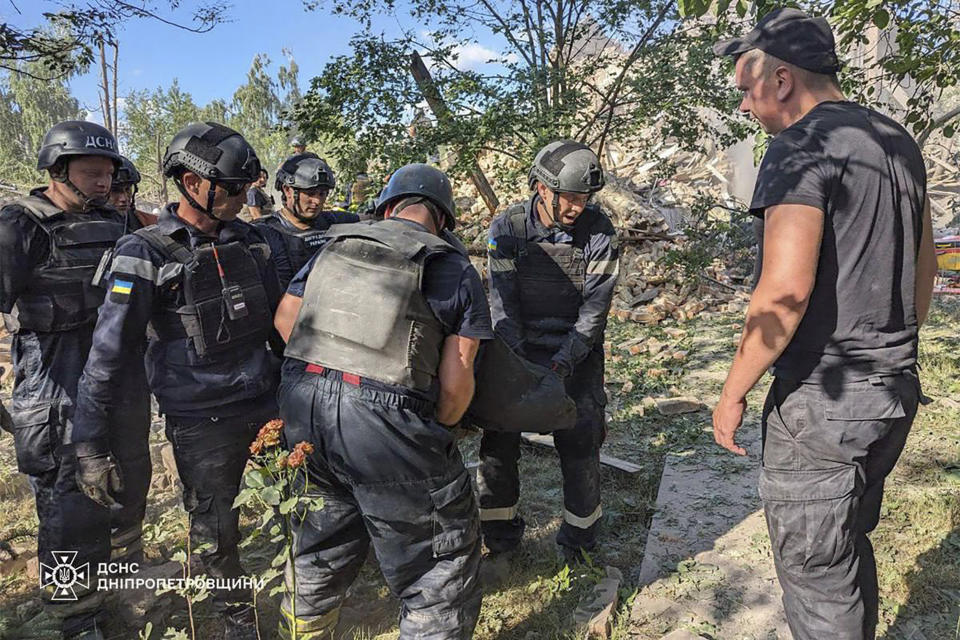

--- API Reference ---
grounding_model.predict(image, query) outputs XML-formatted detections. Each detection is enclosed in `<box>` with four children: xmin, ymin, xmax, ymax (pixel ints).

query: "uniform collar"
<box><xmin>158</xmin><ymin>203</ymin><xmax>253</xmax><ymax>245</ymax></box>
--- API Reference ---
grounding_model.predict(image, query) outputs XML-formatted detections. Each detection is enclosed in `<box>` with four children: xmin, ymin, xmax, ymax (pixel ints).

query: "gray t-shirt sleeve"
<box><xmin>749</xmin><ymin>133</ymin><xmax>829</xmax><ymax>217</ymax></box>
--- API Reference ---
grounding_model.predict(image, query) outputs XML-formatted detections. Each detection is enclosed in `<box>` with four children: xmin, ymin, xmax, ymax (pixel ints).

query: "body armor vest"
<box><xmin>285</xmin><ymin>218</ymin><xmax>451</xmax><ymax>392</ymax></box>
<box><xmin>254</xmin><ymin>213</ymin><xmax>329</xmax><ymax>275</ymax></box>
<box><xmin>507</xmin><ymin>204</ymin><xmax>596</xmax><ymax>350</ymax></box>
<box><xmin>9</xmin><ymin>195</ymin><xmax>125</xmax><ymax>333</ymax></box>
<box><xmin>135</xmin><ymin>227</ymin><xmax>273</xmax><ymax>359</ymax></box>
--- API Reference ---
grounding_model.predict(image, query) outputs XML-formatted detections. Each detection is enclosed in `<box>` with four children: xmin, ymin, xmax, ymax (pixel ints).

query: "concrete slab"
<box><xmin>629</xmin><ymin>422</ymin><xmax>791</xmax><ymax>640</ymax></box>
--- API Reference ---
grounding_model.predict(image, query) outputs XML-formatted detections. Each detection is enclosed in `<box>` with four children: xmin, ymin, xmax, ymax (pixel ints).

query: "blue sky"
<box><xmin>6</xmin><ymin>0</ymin><xmax>503</xmax><ymax>121</ymax></box>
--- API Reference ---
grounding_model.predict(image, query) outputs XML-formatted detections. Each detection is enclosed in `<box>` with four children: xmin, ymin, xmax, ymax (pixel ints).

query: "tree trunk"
<box><xmin>98</xmin><ymin>39</ymin><xmax>112</xmax><ymax>133</ymax></box>
<box><xmin>156</xmin><ymin>131</ymin><xmax>167</xmax><ymax>203</ymax></box>
<box><xmin>112</xmin><ymin>42</ymin><xmax>119</xmax><ymax>139</ymax></box>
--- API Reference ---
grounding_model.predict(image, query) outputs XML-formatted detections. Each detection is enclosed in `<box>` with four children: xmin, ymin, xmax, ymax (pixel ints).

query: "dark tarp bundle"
<box><xmin>467</xmin><ymin>336</ymin><xmax>576</xmax><ymax>432</ymax></box>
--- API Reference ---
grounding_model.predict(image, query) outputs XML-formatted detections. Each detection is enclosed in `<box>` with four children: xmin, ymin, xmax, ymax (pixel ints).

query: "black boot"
<box><xmin>222</xmin><ymin>606</ymin><xmax>258</xmax><ymax>640</ymax></box>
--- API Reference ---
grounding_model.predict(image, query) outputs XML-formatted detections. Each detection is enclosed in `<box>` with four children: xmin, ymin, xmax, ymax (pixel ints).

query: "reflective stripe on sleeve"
<box><xmin>110</xmin><ymin>256</ymin><xmax>158</xmax><ymax>282</ymax></box>
<box><xmin>488</xmin><ymin>257</ymin><xmax>516</xmax><ymax>273</ymax></box>
<box><xmin>585</xmin><ymin>258</ymin><xmax>619</xmax><ymax>277</ymax></box>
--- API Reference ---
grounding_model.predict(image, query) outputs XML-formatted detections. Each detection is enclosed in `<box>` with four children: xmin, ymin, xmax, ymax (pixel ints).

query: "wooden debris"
<box><xmin>521</xmin><ymin>433</ymin><xmax>643</xmax><ymax>474</ymax></box>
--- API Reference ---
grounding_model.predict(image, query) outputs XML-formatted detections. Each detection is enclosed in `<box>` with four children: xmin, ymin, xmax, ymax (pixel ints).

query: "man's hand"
<box><xmin>76</xmin><ymin>453</ymin><xmax>124</xmax><ymax>509</ymax></box>
<box><xmin>713</xmin><ymin>393</ymin><xmax>748</xmax><ymax>456</ymax></box>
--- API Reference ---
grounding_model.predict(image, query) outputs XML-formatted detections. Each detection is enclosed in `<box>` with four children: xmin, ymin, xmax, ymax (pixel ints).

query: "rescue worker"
<box><xmin>272</xmin><ymin>163</ymin><xmax>492</xmax><ymax>639</ymax></box>
<box><xmin>0</xmin><ymin>120</ymin><xmax>128</xmax><ymax>640</ymax></box>
<box><xmin>107</xmin><ymin>155</ymin><xmax>158</xmax><ymax>230</ymax></box>
<box><xmin>479</xmin><ymin>140</ymin><xmax>618</xmax><ymax>561</ymax></box>
<box><xmin>711</xmin><ymin>9</ymin><xmax>937</xmax><ymax>640</ymax></box>
<box><xmin>252</xmin><ymin>153</ymin><xmax>358</xmax><ymax>288</ymax></box>
<box><xmin>290</xmin><ymin>136</ymin><xmax>306</xmax><ymax>155</ymax></box>
<box><xmin>244</xmin><ymin>168</ymin><xmax>274</xmax><ymax>220</ymax></box>
<box><xmin>72</xmin><ymin>122</ymin><xmax>283</xmax><ymax>640</ymax></box>
<box><xmin>99</xmin><ymin>153</ymin><xmax>155</xmax><ymax>566</ymax></box>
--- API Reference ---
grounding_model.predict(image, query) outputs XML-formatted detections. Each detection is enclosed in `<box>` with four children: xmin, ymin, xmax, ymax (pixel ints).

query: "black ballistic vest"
<box><xmin>8</xmin><ymin>195</ymin><xmax>125</xmax><ymax>333</ymax></box>
<box><xmin>285</xmin><ymin>219</ymin><xmax>451</xmax><ymax>392</ymax></box>
<box><xmin>254</xmin><ymin>213</ymin><xmax>329</xmax><ymax>276</ymax></box>
<box><xmin>135</xmin><ymin>227</ymin><xmax>273</xmax><ymax>359</ymax></box>
<box><xmin>507</xmin><ymin>204</ymin><xmax>595</xmax><ymax>350</ymax></box>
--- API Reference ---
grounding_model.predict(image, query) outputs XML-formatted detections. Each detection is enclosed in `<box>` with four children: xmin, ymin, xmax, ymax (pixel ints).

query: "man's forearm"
<box><xmin>436</xmin><ymin>376</ymin><xmax>475</xmax><ymax>425</ymax></box>
<box><xmin>721</xmin><ymin>287</ymin><xmax>809</xmax><ymax>401</ymax></box>
<box><xmin>915</xmin><ymin>198</ymin><xmax>936</xmax><ymax>327</ymax></box>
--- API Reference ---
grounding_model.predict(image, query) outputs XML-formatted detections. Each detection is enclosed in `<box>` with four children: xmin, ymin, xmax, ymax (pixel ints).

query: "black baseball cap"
<box><xmin>713</xmin><ymin>8</ymin><xmax>840</xmax><ymax>74</ymax></box>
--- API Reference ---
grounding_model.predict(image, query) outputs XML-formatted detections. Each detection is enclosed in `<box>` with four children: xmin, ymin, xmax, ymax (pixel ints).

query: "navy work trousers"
<box><xmin>760</xmin><ymin>372</ymin><xmax>921</xmax><ymax>640</ymax></box>
<box><xmin>277</xmin><ymin>362</ymin><xmax>481</xmax><ymax>639</ymax></box>
<box><xmin>476</xmin><ymin>348</ymin><xmax>606</xmax><ymax>553</ymax></box>
<box><xmin>164</xmin><ymin>404</ymin><xmax>276</xmax><ymax>612</ymax></box>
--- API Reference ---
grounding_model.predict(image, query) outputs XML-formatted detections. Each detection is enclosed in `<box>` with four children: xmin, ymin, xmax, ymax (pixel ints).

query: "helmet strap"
<box><xmin>50</xmin><ymin>160</ymin><xmax>106</xmax><ymax>212</ymax></box>
<box><xmin>550</xmin><ymin>190</ymin><xmax>574</xmax><ymax>232</ymax></box>
<box><xmin>174</xmin><ymin>174</ymin><xmax>221</xmax><ymax>221</ymax></box>
<box><xmin>290</xmin><ymin>189</ymin><xmax>313</xmax><ymax>223</ymax></box>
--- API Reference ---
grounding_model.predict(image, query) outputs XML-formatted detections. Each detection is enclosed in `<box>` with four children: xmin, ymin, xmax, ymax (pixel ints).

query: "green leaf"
<box><xmin>279</xmin><ymin>497</ymin><xmax>298</xmax><ymax>515</ymax></box>
<box><xmin>943</xmin><ymin>124</ymin><xmax>955</xmax><ymax>138</ymax></box>
<box><xmin>232</xmin><ymin>487</ymin><xmax>256</xmax><ymax>509</ymax></box>
<box><xmin>872</xmin><ymin>9</ymin><xmax>890</xmax><ymax>29</ymax></box>
<box><xmin>736</xmin><ymin>0</ymin><xmax>748</xmax><ymax>17</ymax></box>
<box><xmin>271</xmin><ymin>552</ymin><xmax>288</xmax><ymax>568</ymax></box>
<box><xmin>244</xmin><ymin>470</ymin><xmax>265</xmax><ymax>489</ymax></box>
<box><xmin>261</xmin><ymin>486</ymin><xmax>282</xmax><ymax>506</ymax></box>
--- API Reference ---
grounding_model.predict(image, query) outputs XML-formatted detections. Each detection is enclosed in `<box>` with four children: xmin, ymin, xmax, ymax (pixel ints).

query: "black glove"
<box><xmin>76</xmin><ymin>453</ymin><xmax>124</xmax><ymax>509</ymax></box>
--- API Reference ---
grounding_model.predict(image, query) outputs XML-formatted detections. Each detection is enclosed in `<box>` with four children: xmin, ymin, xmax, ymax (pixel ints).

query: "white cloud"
<box><xmin>451</xmin><ymin>42</ymin><xmax>516</xmax><ymax>70</ymax></box>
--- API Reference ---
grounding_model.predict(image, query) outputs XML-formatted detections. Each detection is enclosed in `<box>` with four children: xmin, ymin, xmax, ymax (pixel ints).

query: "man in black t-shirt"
<box><xmin>712</xmin><ymin>9</ymin><xmax>937</xmax><ymax>640</ymax></box>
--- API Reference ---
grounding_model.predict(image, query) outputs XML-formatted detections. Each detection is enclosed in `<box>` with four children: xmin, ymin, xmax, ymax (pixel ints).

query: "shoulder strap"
<box><xmin>16</xmin><ymin>195</ymin><xmax>64</xmax><ymax>225</ymax></box>
<box><xmin>133</xmin><ymin>227</ymin><xmax>196</xmax><ymax>265</ymax></box>
<box><xmin>505</xmin><ymin>203</ymin><xmax>528</xmax><ymax>242</ymax></box>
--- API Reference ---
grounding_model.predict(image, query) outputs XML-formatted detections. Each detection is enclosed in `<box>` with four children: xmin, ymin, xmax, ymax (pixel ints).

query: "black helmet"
<box><xmin>163</xmin><ymin>122</ymin><xmax>260</xmax><ymax>217</ymax></box>
<box><xmin>163</xmin><ymin>122</ymin><xmax>260</xmax><ymax>183</ymax></box>
<box><xmin>375</xmin><ymin>163</ymin><xmax>456</xmax><ymax>231</ymax></box>
<box><xmin>113</xmin><ymin>156</ymin><xmax>141</xmax><ymax>187</ymax></box>
<box><xmin>528</xmin><ymin>140</ymin><xmax>604</xmax><ymax>194</ymax></box>
<box><xmin>37</xmin><ymin>120</ymin><xmax>121</xmax><ymax>172</ymax></box>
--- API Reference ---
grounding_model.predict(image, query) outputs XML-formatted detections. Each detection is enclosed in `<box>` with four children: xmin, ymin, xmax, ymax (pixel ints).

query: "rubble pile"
<box><xmin>453</xmin><ymin>144</ymin><xmax>752</xmax><ymax>326</ymax></box>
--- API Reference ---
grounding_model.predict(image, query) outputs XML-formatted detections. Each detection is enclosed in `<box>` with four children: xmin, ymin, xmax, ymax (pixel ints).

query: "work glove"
<box><xmin>76</xmin><ymin>452</ymin><xmax>124</xmax><ymax>510</ymax></box>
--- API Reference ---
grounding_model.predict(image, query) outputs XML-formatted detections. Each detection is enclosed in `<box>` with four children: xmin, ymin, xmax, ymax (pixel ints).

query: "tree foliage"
<box><xmin>0</xmin><ymin>62</ymin><xmax>83</xmax><ymax>187</ymax></box>
<box><xmin>121</xmin><ymin>55</ymin><xmax>306</xmax><ymax>203</ymax></box>
<box><xmin>679</xmin><ymin>0</ymin><xmax>960</xmax><ymax>145</ymax></box>
<box><xmin>1</xmin><ymin>1</ymin><xmax>229</xmax><ymax>80</ymax></box>
<box><xmin>292</xmin><ymin>0</ymin><xmax>749</xmax><ymax>186</ymax></box>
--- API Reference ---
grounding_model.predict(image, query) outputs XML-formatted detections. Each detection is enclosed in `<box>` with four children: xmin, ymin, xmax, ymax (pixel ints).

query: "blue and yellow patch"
<box><xmin>487</xmin><ymin>239</ymin><xmax>498</xmax><ymax>251</ymax></box>
<box><xmin>109</xmin><ymin>278</ymin><xmax>134</xmax><ymax>303</ymax></box>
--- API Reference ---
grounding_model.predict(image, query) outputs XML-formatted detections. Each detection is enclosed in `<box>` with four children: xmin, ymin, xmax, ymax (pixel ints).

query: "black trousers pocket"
<box><xmin>11</xmin><ymin>403</ymin><xmax>58</xmax><ymax>475</ymax></box>
<box><xmin>760</xmin><ymin>465</ymin><xmax>859</xmax><ymax>573</ymax></box>
<box><xmin>429</xmin><ymin>471</ymin><xmax>479</xmax><ymax>558</ymax></box>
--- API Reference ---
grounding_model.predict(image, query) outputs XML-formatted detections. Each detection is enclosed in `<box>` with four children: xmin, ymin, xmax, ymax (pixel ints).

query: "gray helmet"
<box><xmin>163</xmin><ymin>122</ymin><xmax>261</xmax><ymax>217</ymax></box>
<box><xmin>375</xmin><ymin>163</ymin><xmax>456</xmax><ymax>231</ymax></box>
<box><xmin>113</xmin><ymin>155</ymin><xmax>141</xmax><ymax>187</ymax></box>
<box><xmin>37</xmin><ymin>120</ymin><xmax>121</xmax><ymax>172</ymax></box>
<box><xmin>290</xmin><ymin>136</ymin><xmax>304</xmax><ymax>147</ymax></box>
<box><xmin>528</xmin><ymin>140</ymin><xmax>604</xmax><ymax>193</ymax></box>
<box><xmin>275</xmin><ymin>154</ymin><xmax>334</xmax><ymax>192</ymax></box>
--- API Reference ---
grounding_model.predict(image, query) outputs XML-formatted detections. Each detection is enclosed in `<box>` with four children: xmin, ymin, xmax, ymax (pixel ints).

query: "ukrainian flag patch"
<box><xmin>487</xmin><ymin>239</ymin><xmax>498</xmax><ymax>251</ymax></box>
<box><xmin>109</xmin><ymin>278</ymin><xmax>134</xmax><ymax>303</ymax></box>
